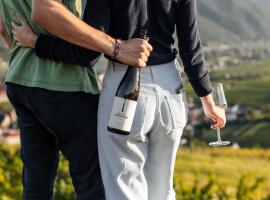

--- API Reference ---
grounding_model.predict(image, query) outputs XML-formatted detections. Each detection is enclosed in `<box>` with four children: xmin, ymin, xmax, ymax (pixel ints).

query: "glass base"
<box><xmin>209</xmin><ymin>141</ymin><xmax>230</xmax><ymax>147</ymax></box>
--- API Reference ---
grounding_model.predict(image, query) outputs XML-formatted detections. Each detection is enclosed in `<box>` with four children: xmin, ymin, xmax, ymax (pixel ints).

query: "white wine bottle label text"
<box><xmin>108</xmin><ymin>97</ymin><xmax>137</xmax><ymax>132</ymax></box>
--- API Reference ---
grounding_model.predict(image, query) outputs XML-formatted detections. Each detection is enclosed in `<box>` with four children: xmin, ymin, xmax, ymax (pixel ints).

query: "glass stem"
<box><xmin>217</xmin><ymin>128</ymin><xmax>222</xmax><ymax>142</ymax></box>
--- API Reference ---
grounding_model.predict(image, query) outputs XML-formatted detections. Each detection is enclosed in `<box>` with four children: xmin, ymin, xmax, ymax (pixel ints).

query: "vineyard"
<box><xmin>183</xmin><ymin>60</ymin><xmax>270</xmax><ymax>148</ymax></box>
<box><xmin>175</xmin><ymin>148</ymin><xmax>270</xmax><ymax>200</ymax></box>
<box><xmin>1</xmin><ymin>144</ymin><xmax>270</xmax><ymax>200</ymax></box>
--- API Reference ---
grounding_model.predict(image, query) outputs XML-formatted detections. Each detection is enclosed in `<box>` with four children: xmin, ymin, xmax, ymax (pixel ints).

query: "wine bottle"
<box><xmin>108</xmin><ymin>2</ymin><xmax>149</xmax><ymax>135</ymax></box>
<box><xmin>108</xmin><ymin>66</ymin><xmax>141</xmax><ymax>135</ymax></box>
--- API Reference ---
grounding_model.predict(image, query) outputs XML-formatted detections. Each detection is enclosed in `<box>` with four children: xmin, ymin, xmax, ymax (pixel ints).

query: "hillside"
<box><xmin>0</xmin><ymin>0</ymin><xmax>270</xmax><ymax>45</ymax></box>
<box><xmin>255</xmin><ymin>0</ymin><xmax>270</xmax><ymax>13</ymax></box>
<box><xmin>197</xmin><ymin>0</ymin><xmax>270</xmax><ymax>43</ymax></box>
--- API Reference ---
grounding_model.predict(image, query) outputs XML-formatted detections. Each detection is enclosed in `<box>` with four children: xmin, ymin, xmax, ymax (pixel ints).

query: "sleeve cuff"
<box><xmin>189</xmin><ymin>72</ymin><xmax>212</xmax><ymax>97</ymax></box>
<box><xmin>35</xmin><ymin>34</ymin><xmax>54</xmax><ymax>59</ymax></box>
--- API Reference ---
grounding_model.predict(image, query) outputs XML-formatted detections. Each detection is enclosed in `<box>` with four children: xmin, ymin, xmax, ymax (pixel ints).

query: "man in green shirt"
<box><xmin>0</xmin><ymin>0</ymin><xmax>152</xmax><ymax>199</ymax></box>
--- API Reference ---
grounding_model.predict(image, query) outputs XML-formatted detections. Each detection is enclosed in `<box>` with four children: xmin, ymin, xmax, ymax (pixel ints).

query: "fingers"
<box><xmin>11</xmin><ymin>14</ymin><xmax>25</xmax><ymax>35</ymax></box>
<box><xmin>211</xmin><ymin>120</ymin><xmax>224</xmax><ymax>129</ymax></box>
<box><xmin>140</xmin><ymin>52</ymin><xmax>148</xmax><ymax>63</ymax></box>
<box><xmin>138</xmin><ymin>39</ymin><xmax>151</xmax><ymax>63</ymax></box>
<box><xmin>135</xmin><ymin>39</ymin><xmax>151</xmax><ymax>58</ymax></box>
<box><xmin>135</xmin><ymin>51</ymin><xmax>148</xmax><ymax>67</ymax></box>
<box><xmin>11</xmin><ymin>22</ymin><xmax>18</xmax><ymax>31</ymax></box>
<box><xmin>137</xmin><ymin>59</ymin><xmax>147</xmax><ymax>68</ymax></box>
<box><xmin>11</xmin><ymin>19</ymin><xmax>26</xmax><ymax>46</ymax></box>
<box><xmin>131</xmin><ymin>38</ymin><xmax>152</xmax><ymax>53</ymax></box>
<box><xmin>140</xmin><ymin>39</ymin><xmax>153</xmax><ymax>52</ymax></box>
<box><xmin>209</xmin><ymin>116</ymin><xmax>219</xmax><ymax>129</ymax></box>
<box><xmin>209</xmin><ymin>113</ymin><xmax>226</xmax><ymax>129</ymax></box>
<box><xmin>15</xmin><ymin>14</ymin><xmax>26</xmax><ymax>25</ymax></box>
<box><xmin>12</xmin><ymin>21</ymin><xmax>20</xmax><ymax>36</ymax></box>
<box><xmin>12</xmin><ymin>23</ymin><xmax>19</xmax><ymax>41</ymax></box>
<box><xmin>145</xmin><ymin>41</ymin><xmax>153</xmax><ymax>52</ymax></box>
<box><xmin>138</xmin><ymin>39</ymin><xmax>153</xmax><ymax>54</ymax></box>
<box><xmin>12</xmin><ymin>22</ymin><xmax>19</xmax><ymax>40</ymax></box>
<box><xmin>124</xmin><ymin>55</ymin><xmax>147</xmax><ymax>68</ymax></box>
<box><xmin>141</xmin><ymin>46</ymin><xmax>150</xmax><ymax>57</ymax></box>
<box><xmin>117</xmin><ymin>38</ymin><xmax>153</xmax><ymax>67</ymax></box>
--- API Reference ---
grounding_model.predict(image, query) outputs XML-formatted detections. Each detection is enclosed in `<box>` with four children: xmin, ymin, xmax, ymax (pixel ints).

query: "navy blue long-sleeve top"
<box><xmin>35</xmin><ymin>0</ymin><xmax>212</xmax><ymax>97</ymax></box>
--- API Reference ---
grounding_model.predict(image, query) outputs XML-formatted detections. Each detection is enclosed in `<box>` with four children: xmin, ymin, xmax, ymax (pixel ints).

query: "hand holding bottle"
<box><xmin>116</xmin><ymin>39</ymin><xmax>152</xmax><ymax>68</ymax></box>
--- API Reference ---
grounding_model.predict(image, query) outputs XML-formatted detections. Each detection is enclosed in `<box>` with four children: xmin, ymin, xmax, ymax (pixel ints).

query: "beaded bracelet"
<box><xmin>113</xmin><ymin>39</ymin><xmax>121</xmax><ymax>60</ymax></box>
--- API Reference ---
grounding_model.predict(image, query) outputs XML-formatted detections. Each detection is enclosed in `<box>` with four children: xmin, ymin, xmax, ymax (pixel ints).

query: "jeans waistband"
<box><xmin>109</xmin><ymin>60</ymin><xmax>183</xmax><ymax>95</ymax></box>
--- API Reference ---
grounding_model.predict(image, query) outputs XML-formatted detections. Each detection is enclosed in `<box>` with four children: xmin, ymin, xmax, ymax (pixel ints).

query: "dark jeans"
<box><xmin>6</xmin><ymin>83</ymin><xmax>105</xmax><ymax>200</ymax></box>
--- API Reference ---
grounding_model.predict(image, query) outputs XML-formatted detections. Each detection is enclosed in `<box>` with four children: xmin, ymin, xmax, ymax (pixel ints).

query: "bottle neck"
<box><xmin>137</xmin><ymin>67</ymin><xmax>141</xmax><ymax>91</ymax></box>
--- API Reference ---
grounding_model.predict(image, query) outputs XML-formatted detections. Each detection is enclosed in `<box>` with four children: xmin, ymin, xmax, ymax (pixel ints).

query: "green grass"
<box><xmin>0</xmin><ymin>102</ymin><xmax>13</xmax><ymax>112</ymax></box>
<box><xmin>1</xmin><ymin>144</ymin><xmax>270</xmax><ymax>200</ymax></box>
<box><xmin>174</xmin><ymin>148</ymin><xmax>270</xmax><ymax>199</ymax></box>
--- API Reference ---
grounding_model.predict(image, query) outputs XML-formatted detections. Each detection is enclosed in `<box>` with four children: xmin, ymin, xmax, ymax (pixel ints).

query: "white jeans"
<box><xmin>98</xmin><ymin>60</ymin><xmax>188</xmax><ymax>200</ymax></box>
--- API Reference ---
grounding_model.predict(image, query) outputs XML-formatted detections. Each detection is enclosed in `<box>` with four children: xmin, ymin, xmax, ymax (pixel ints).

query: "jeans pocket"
<box><xmin>130</xmin><ymin>94</ymin><xmax>156</xmax><ymax>137</ymax></box>
<box><xmin>165</xmin><ymin>92</ymin><xmax>188</xmax><ymax>129</ymax></box>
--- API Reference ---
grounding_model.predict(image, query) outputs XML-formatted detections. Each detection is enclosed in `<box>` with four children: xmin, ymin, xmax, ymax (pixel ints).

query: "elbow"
<box><xmin>31</xmin><ymin>1</ymin><xmax>48</xmax><ymax>25</ymax></box>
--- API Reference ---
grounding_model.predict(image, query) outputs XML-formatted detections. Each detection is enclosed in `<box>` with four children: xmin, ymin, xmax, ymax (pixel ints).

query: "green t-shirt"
<box><xmin>0</xmin><ymin>0</ymin><xmax>99</xmax><ymax>94</ymax></box>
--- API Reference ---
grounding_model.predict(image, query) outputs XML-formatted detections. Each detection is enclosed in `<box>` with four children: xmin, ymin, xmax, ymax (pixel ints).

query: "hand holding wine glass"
<box><xmin>200</xmin><ymin>83</ymin><xmax>229</xmax><ymax>146</ymax></box>
<box><xmin>201</xmin><ymin>94</ymin><xmax>226</xmax><ymax>128</ymax></box>
<box><xmin>201</xmin><ymin>83</ymin><xmax>230</xmax><ymax>146</ymax></box>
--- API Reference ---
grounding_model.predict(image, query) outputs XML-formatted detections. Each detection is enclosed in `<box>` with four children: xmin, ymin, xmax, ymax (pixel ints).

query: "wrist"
<box><xmin>112</xmin><ymin>39</ymin><xmax>122</xmax><ymax>60</ymax></box>
<box><xmin>102</xmin><ymin>36</ymin><xmax>116</xmax><ymax>57</ymax></box>
<box><xmin>29</xmin><ymin>34</ymin><xmax>38</xmax><ymax>48</ymax></box>
<box><xmin>200</xmin><ymin>93</ymin><xmax>215</xmax><ymax>108</ymax></box>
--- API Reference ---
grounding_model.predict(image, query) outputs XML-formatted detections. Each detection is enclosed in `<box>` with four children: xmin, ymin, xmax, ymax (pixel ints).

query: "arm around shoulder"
<box><xmin>30</xmin><ymin>0</ymin><xmax>152</xmax><ymax>68</ymax></box>
<box><xmin>31</xmin><ymin>0</ymin><xmax>115</xmax><ymax>54</ymax></box>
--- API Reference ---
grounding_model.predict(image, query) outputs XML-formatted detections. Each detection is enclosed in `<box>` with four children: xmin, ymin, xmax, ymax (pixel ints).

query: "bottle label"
<box><xmin>108</xmin><ymin>97</ymin><xmax>138</xmax><ymax>132</ymax></box>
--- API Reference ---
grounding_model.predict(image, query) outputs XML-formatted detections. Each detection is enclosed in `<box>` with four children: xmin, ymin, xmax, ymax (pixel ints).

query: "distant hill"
<box><xmin>255</xmin><ymin>0</ymin><xmax>270</xmax><ymax>12</ymax></box>
<box><xmin>197</xmin><ymin>0</ymin><xmax>270</xmax><ymax>43</ymax></box>
<box><xmin>1</xmin><ymin>0</ymin><xmax>270</xmax><ymax>47</ymax></box>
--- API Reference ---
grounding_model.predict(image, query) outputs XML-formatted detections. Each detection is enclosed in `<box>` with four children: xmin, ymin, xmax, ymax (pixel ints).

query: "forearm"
<box><xmin>31</xmin><ymin>0</ymin><xmax>115</xmax><ymax>56</ymax></box>
<box><xmin>200</xmin><ymin>93</ymin><xmax>215</xmax><ymax>108</ymax></box>
<box><xmin>35</xmin><ymin>34</ymin><xmax>101</xmax><ymax>67</ymax></box>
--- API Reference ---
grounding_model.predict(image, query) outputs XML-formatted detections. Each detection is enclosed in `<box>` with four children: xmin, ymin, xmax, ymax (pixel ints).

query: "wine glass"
<box><xmin>209</xmin><ymin>83</ymin><xmax>230</xmax><ymax>147</ymax></box>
